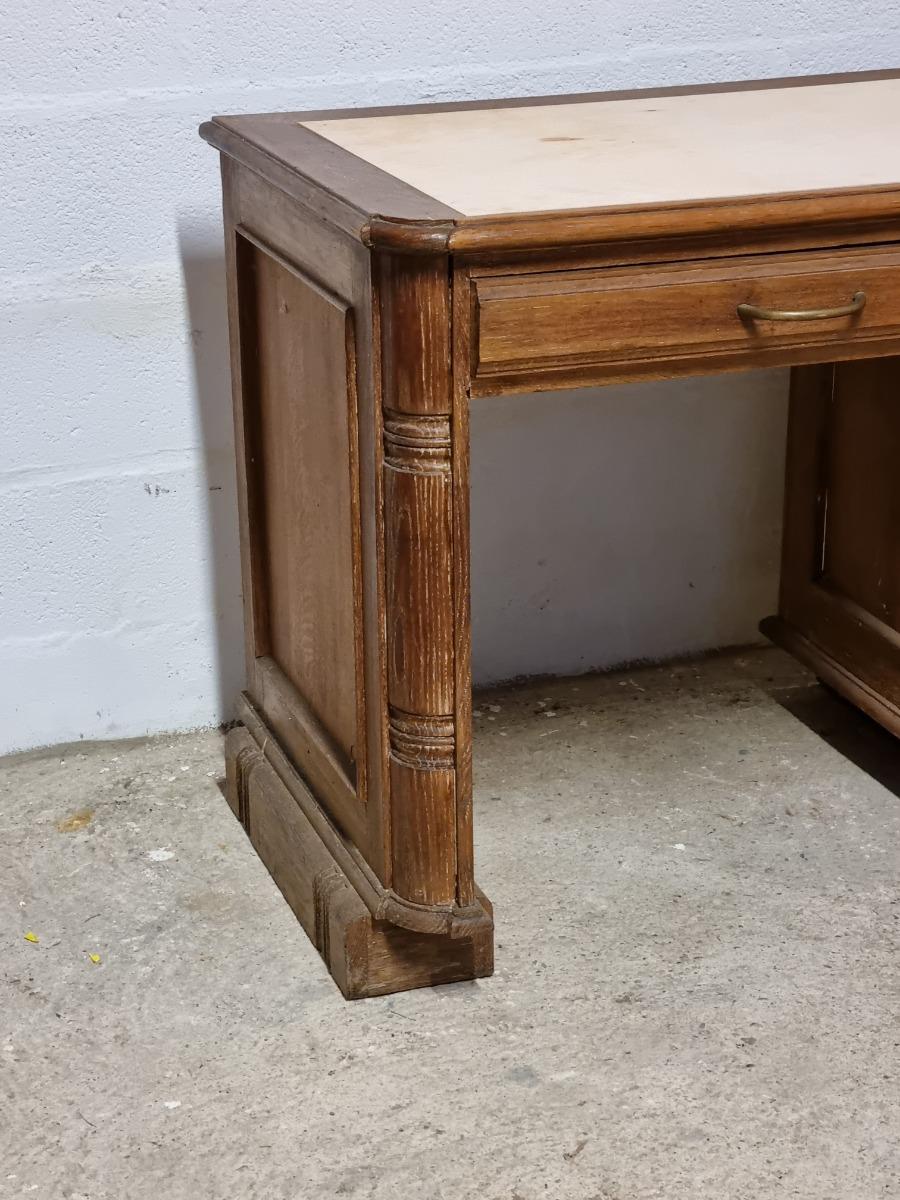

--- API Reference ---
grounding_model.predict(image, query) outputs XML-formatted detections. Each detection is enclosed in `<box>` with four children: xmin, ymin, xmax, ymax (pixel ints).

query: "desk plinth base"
<box><xmin>223</xmin><ymin>724</ymin><xmax>493</xmax><ymax>1000</ymax></box>
<box><xmin>761</xmin><ymin>616</ymin><xmax>900</xmax><ymax>739</ymax></box>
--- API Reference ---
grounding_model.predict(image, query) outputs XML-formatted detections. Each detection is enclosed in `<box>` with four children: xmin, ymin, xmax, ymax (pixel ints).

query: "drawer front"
<box><xmin>471</xmin><ymin>247</ymin><xmax>900</xmax><ymax>392</ymax></box>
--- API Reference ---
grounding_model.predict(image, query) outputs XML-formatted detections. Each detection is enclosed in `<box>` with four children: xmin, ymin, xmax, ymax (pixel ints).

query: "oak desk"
<box><xmin>201</xmin><ymin>71</ymin><xmax>900</xmax><ymax>999</ymax></box>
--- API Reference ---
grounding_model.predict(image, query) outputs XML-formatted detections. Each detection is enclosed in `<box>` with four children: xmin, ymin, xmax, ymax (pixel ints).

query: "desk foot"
<box><xmin>224</xmin><ymin>724</ymin><xmax>493</xmax><ymax>1000</ymax></box>
<box><xmin>761</xmin><ymin>616</ymin><xmax>900</xmax><ymax>739</ymax></box>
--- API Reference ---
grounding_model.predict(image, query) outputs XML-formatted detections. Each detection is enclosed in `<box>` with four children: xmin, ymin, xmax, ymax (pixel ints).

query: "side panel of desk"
<box><xmin>764</xmin><ymin>357</ymin><xmax>900</xmax><ymax>736</ymax></box>
<box><xmin>215</xmin><ymin>159</ymin><xmax>491</xmax><ymax>997</ymax></box>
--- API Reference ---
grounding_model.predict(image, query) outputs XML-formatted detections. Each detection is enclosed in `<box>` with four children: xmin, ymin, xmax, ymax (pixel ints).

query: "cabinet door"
<box><xmin>764</xmin><ymin>357</ymin><xmax>900</xmax><ymax>735</ymax></box>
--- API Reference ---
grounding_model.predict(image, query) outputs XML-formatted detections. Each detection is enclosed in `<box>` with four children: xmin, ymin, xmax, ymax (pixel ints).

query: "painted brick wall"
<box><xmin>4</xmin><ymin>4</ymin><xmax>899</xmax><ymax>752</ymax></box>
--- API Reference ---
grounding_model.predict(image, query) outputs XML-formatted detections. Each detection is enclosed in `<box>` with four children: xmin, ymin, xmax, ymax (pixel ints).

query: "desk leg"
<box><xmin>376</xmin><ymin>250</ymin><xmax>484</xmax><ymax>917</ymax></box>
<box><xmin>218</xmin><ymin>171</ymin><xmax>492</xmax><ymax>998</ymax></box>
<box><xmin>764</xmin><ymin>356</ymin><xmax>900</xmax><ymax>735</ymax></box>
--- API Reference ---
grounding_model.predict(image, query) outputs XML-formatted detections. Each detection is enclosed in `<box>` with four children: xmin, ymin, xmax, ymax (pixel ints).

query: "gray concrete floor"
<box><xmin>3</xmin><ymin>647</ymin><xmax>900</xmax><ymax>1199</ymax></box>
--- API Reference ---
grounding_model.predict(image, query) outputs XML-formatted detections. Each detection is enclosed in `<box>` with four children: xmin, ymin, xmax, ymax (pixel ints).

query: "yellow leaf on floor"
<box><xmin>23</xmin><ymin>932</ymin><xmax>39</xmax><ymax>943</ymax></box>
<box><xmin>88</xmin><ymin>953</ymin><xmax>101</xmax><ymax>965</ymax></box>
<box><xmin>56</xmin><ymin>808</ymin><xmax>94</xmax><ymax>833</ymax></box>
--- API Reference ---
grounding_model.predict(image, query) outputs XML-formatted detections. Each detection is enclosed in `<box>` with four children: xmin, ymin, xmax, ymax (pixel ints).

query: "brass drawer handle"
<box><xmin>737</xmin><ymin>291</ymin><xmax>867</xmax><ymax>322</ymax></box>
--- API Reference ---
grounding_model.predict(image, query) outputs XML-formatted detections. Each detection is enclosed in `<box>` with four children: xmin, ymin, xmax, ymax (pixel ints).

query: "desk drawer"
<box><xmin>471</xmin><ymin>247</ymin><xmax>900</xmax><ymax>392</ymax></box>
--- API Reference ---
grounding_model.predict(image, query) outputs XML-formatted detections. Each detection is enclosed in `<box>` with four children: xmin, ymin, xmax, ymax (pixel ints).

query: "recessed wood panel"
<box><xmin>237</xmin><ymin>232</ymin><xmax>362</xmax><ymax>780</ymax></box>
<box><xmin>823</xmin><ymin>358</ymin><xmax>900</xmax><ymax>630</ymax></box>
<box><xmin>770</xmin><ymin>357</ymin><xmax>900</xmax><ymax>732</ymax></box>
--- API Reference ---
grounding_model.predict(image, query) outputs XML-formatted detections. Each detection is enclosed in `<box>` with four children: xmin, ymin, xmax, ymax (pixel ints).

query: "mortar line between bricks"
<box><xmin>0</xmin><ymin>449</ymin><xmax>210</xmax><ymax>494</ymax></box>
<box><xmin>0</xmin><ymin>32</ymin><xmax>885</xmax><ymax>117</ymax></box>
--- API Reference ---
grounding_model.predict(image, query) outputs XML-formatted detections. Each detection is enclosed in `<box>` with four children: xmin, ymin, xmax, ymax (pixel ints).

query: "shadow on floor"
<box><xmin>769</xmin><ymin>680</ymin><xmax>900</xmax><ymax>800</ymax></box>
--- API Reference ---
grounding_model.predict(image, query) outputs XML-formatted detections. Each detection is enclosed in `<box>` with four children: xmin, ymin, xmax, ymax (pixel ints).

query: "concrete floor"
<box><xmin>3</xmin><ymin>647</ymin><xmax>900</xmax><ymax>1199</ymax></box>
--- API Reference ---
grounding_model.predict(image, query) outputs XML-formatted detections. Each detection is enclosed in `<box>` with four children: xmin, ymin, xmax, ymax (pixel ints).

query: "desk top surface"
<box><xmin>302</xmin><ymin>76</ymin><xmax>900</xmax><ymax>217</ymax></box>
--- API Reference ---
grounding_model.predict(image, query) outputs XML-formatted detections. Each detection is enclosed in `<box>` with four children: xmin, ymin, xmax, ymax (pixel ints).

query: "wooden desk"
<box><xmin>201</xmin><ymin>71</ymin><xmax>900</xmax><ymax>999</ymax></box>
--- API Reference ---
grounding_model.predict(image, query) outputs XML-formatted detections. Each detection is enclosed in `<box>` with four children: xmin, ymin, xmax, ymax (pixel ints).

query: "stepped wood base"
<box><xmin>761</xmin><ymin>616</ymin><xmax>900</xmax><ymax>739</ymax></box>
<box><xmin>224</xmin><ymin>723</ymin><xmax>494</xmax><ymax>1000</ymax></box>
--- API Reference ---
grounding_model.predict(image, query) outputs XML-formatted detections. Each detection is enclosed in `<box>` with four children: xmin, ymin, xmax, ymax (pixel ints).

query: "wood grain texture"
<box><xmin>472</xmin><ymin>247</ymin><xmax>900</xmax><ymax>393</ymax></box>
<box><xmin>208</xmin><ymin>75</ymin><xmax>900</xmax><ymax>999</ymax></box>
<box><xmin>821</xmin><ymin>359</ymin><xmax>900</xmax><ymax>627</ymax></box>
<box><xmin>460</xmin><ymin>217</ymin><xmax>900</xmax><ymax>276</ymax></box>
<box><xmin>222</xmin><ymin>164</ymin><xmax>389</xmax><ymax>873</ymax></box>
<box><xmin>216</xmin><ymin>158</ymin><xmax>493</xmax><ymax>997</ymax></box>
<box><xmin>236</xmin><ymin>231</ymin><xmax>363</xmax><ymax>780</ymax></box>
<box><xmin>450</xmin><ymin>261</ymin><xmax>475</xmax><ymax>906</ymax></box>
<box><xmin>766</xmin><ymin>357</ymin><xmax>900</xmax><ymax>732</ymax></box>
<box><xmin>200</xmin><ymin>116</ymin><xmax>460</xmax><ymax>243</ymax></box>
<box><xmin>225</xmin><ymin>725</ymin><xmax>493</xmax><ymax>999</ymax></box>
<box><xmin>377</xmin><ymin>253</ymin><xmax>465</xmax><ymax>907</ymax></box>
<box><xmin>221</xmin><ymin>159</ymin><xmax>266</xmax><ymax>686</ymax></box>
<box><xmin>254</xmin><ymin>655</ymin><xmax>361</xmax><ymax>837</ymax></box>
<box><xmin>237</xmin><ymin>696</ymin><xmax>492</xmax><ymax>939</ymax></box>
<box><xmin>448</xmin><ymin>187</ymin><xmax>900</xmax><ymax>258</ymax></box>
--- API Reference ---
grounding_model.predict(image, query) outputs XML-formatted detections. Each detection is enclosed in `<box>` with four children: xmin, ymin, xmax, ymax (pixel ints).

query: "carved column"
<box><xmin>378</xmin><ymin>252</ymin><xmax>464</xmax><ymax>907</ymax></box>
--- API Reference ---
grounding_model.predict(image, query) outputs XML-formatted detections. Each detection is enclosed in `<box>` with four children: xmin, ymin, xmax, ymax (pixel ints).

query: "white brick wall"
<box><xmin>4</xmin><ymin>4</ymin><xmax>899</xmax><ymax>753</ymax></box>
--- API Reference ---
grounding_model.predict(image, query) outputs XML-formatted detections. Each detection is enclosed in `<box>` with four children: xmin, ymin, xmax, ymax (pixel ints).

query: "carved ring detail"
<box><xmin>383</xmin><ymin>409</ymin><xmax>451</xmax><ymax>475</ymax></box>
<box><xmin>388</xmin><ymin>706</ymin><xmax>455</xmax><ymax>771</ymax></box>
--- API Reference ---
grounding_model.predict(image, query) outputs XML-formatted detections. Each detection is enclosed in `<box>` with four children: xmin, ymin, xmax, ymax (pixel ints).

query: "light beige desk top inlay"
<box><xmin>301</xmin><ymin>79</ymin><xmax>900</xmax><ymax>217</ymax></box>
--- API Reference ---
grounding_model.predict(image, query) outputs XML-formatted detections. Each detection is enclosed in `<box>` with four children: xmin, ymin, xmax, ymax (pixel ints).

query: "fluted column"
<box><xmin>377</xmin><ymin>252</ymin><xmax>465</xmax><ymax>907</ymax></box>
